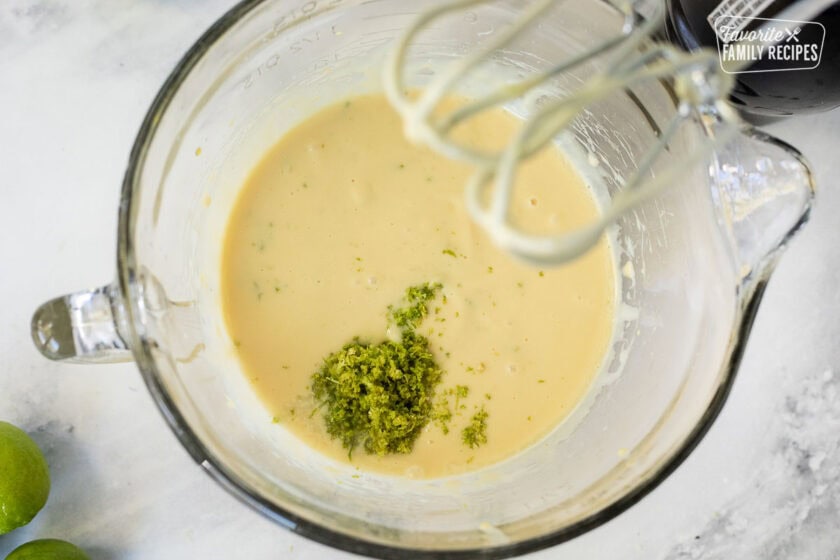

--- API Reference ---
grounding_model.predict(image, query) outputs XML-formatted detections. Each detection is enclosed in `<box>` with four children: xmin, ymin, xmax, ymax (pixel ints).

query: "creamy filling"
<box><xmin>221</xmin><ymin>94</ymin><xmax>615</xmax><ymax>478</ymax></box>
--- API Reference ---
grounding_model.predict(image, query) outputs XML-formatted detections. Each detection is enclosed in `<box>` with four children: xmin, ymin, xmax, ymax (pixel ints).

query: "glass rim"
<box><xmin>115</xmin><ymin>0</ymin><xmax>767</xmax><ymax>557</ymax></box>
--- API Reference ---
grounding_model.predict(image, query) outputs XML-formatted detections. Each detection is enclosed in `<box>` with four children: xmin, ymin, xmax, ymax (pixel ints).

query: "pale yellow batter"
<box><xmin>221</xmin><ymin>94</ymin><xmax>615</xmax><ymax>478</ymax></box>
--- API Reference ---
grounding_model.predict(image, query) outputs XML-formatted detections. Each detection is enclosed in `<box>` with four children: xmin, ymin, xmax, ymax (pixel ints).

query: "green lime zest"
<box><xmin>312</xmin><ymin>283</ymin><xmax>444</xmax><ymax>457</ymax></box>
<box><xmin>462</xmin><ymin>406</ymin><xmax>489</xmax><ymax>449</ymax></box>
<box><xmin>388</xmin><ymin>282</ymin><xmax>442</xmax><ymax>331</ymax></box>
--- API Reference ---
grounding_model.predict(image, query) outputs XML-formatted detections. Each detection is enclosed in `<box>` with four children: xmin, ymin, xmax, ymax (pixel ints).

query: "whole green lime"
<box><xmin>0</xmin><ymin>421</ymin><xmax>51</xmax><ymax>535</ymax></box>
<box><xmin>4</xmin><ymin>539</ymin><xmax>90</xmax><ymax>560</ymax></box>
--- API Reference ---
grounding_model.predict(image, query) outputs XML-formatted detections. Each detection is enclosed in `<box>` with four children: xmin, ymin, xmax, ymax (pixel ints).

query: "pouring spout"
<box><xmin>706</xmin><ymin>122</ymin><xmax>816</xmax><ymax>288</ymax></box>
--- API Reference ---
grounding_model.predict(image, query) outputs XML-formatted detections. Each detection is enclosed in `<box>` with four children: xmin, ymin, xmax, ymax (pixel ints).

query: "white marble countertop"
<box><xmin>1</xmin><ymin>1</ymin><xmax>839</xmax><ymax>559</ymax></box>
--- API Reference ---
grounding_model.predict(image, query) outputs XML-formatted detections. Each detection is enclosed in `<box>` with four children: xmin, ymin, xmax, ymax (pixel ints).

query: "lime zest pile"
<box><xmin>432</xmin><ymin>398</ymin><xmax>454</xmax><ymax>435</ymax></box>
<box><xmin>462</xmin><ymin>406</ymin><xmax>489</xmax><ymax>449</ymax></box>
<box><xmin>388</xmin><ymin>282</ymin><xmax>442</xmax><ymax>331</ymax></box>
<box><xmin>311</xmin><ymin>283</ymin><xmax>444</xmax><ymax>456</ymax></box>
<box><xmin>431</xmin><ymin>384</ymin><xmax>470</xmax><ymax>435</ymax></box>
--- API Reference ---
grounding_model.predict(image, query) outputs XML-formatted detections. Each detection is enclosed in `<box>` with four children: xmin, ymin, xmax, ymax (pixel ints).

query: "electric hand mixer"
<box><xmin>383</xmin><ymin>0</ymin><xmax>830</xmax><ymax>265</ymax></box>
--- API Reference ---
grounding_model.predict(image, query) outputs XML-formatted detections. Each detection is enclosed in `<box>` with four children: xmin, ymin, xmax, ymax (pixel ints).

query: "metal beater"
<box><xmin>383</xmin><ymin>0</ymin><xmax>823</xmax><ymax>265</ymax></box>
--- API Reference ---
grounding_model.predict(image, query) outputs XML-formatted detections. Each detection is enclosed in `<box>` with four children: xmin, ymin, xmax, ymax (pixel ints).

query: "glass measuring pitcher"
<box><xmin>30</xmin><ymin>0</ymin><xmax>815</xmax><ymax>557</ymax></box>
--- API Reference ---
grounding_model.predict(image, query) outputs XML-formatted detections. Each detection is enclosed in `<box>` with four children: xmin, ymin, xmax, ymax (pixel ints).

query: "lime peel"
<box><xmin>5</xmin><ymin>538</ymin><xmax>90</xmax><ymax>560</ymax></box>
<box><xmin>0</xmin><ymin>421</ymin><xmax>50</xmax><ymax>535</ymax></box>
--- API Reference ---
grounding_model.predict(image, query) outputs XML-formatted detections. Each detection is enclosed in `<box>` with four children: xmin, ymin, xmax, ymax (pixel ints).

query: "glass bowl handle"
<box><xmin>31</xmin><ymin>281</ymin><xmax>133</xmax><ymax>363</ymax></box>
